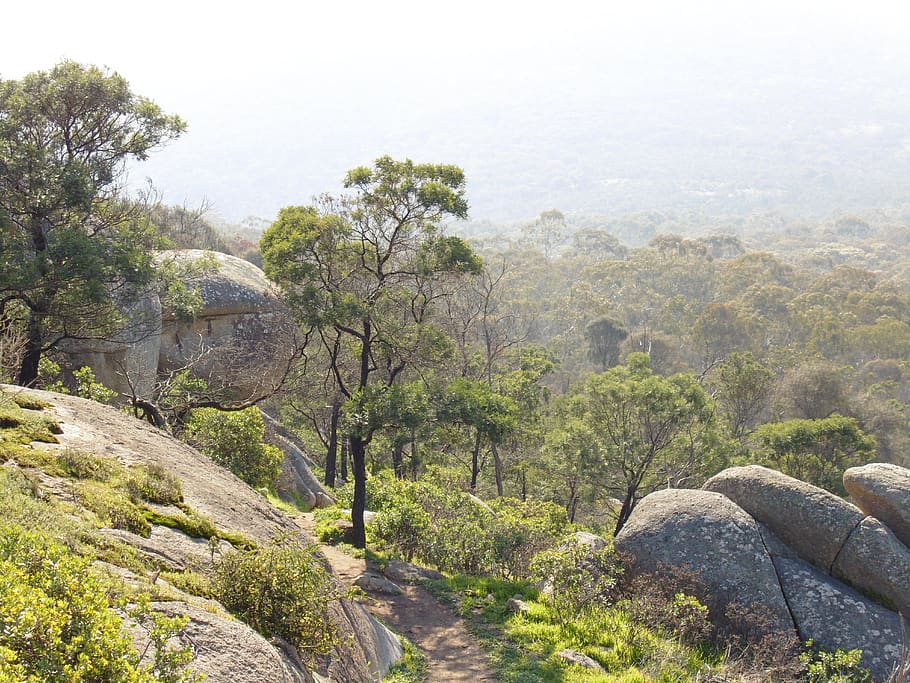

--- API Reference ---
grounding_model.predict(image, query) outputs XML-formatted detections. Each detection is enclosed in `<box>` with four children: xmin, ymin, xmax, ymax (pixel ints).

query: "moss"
<box><xmin>57</xmin><ymin>448</ymin><xmax>120</xmax><ymax>481</ymax></box>
<box><xmin>126</xmin><ymin>463</ymin><xmax>183</xmax><ymax>505</ymax></box>
<box><xmin>10</xmin><ymin>392</ymin><xmax>49</xmax><ymax>410</ymax></box>
<box><xmin>159</xmin><ymin>569</ymin><xmax>213</xmax><ymax>599</ymax></box>
<box><xmin>77</xmin><ymin>481</ymin><xmax>151</xmax><ymax>538</ymax></box>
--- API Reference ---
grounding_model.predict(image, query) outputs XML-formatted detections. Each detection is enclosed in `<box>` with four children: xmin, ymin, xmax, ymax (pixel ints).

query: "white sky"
<box><xmin>4</xmin><ymin>1</ymin><xmax>910</xmax><ymax>221</ymax></box>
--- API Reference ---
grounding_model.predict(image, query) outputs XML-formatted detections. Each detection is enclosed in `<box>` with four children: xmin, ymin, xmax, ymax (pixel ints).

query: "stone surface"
<box><xmin>703</xmin><ymin>465</ymin><xmax>864</xmax><ymax>571</ymax></box>
<box><xmin>9</xmin><ymin>386</ymin><xmax>401</xmax><ymax>683</ymax></box>
<box><xmin>844</xmin><ymin>463</ymin><xmax>910</xmax><ymax>548</ymax></box>
<box><xmin>263</xmin><ymin>411</ymin><xmax>335</xmax><ymax>510</ymax></box>
<box><xmin>157</xmin><ymin>250</ymin><xmax>297</xmax><ymax>400</ymax></box>
<box><xmin>354</xmin><ymin>572</ymin><xmax>404</xmax><ymax>595</ymax></box>
<box><xmin>383</xmin><ymin>560</ymin><xmax>445</xmax><ymax>584</ymax></box>
<box><xmin>614</xmin><ymin>488</ymin><xmax>795</xmax><ymax>635</ymax></box>
<box><xmin>776</xmin><ymin>556</ymin><xmax>903</xmax><ymax>682</ymax></box>
<box><xmin>58</xmin><ymin>284</ymin><xmax>162</xmax><ymax>399</ymax></box>
<box><xmin>833</xmin><ymin>515</ymin><xmax>910</xmax><ymax>617</ymax></box>
<box><xmin>132</xmin><ymin>601</ymin><xmax>313</xmax><ymax>683</ymax></box>
<box><xmin>508</xmin><ymin>598</ymin><xmax>532</xmax><ymax>614</ymax></box>
<box><xmin>556</xmin><ymin>649</ymin><xmax>604</xmax><ymax>671</ymax></box>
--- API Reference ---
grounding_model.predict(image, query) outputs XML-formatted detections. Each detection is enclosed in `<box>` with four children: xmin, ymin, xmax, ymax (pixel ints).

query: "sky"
<box><xmin>4</xmin><ymin>1</ymin><xmax>910</xmax><ymax>224</ymax></box>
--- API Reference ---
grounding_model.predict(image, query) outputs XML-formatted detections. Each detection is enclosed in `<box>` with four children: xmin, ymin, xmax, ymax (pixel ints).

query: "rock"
<box><xmin>59</xmin><ymin>284</ymin><xmax>162</xmax><ymax>399</ymax></box>
<box><xmin>614</xmin><ymin>488</ymin><xmax>794</xmax><ymax>635</ymax></box>
<box><xmin>833</xmin><ymin>516</ymin><xmax>910</xmax><ymax>616</ymax></box>
<box><xmin>157</xmin><ymin>250</ymin><xmax>297</xmax><ymax>400</ymax></box>
<box><xmin>383</xmin><ymin>559</ymin><xmax>445</xmax><ymax>583</ymax></box>
<box><xmin>354</xmin><ymin>572</ymin><xmax>403</xmax><ymax>595</ymax></box>
<box><xmin>567</xmin><ymin>530</ymin><xmax>608</xmax><ymax>550</ymax></box>
<box><xmin>844</xmin><ymin>463</ymin><xmax>910</xmax><ymax>548</ymax></box>
<box><xmin>131</xmin><ymin>601</ymin><xmax>314</xmax><ymax>682</ymax></box>
<box><xmin>775</xmin><ymin>556</ymin><xmax>903</xmax><ymax>682</ymax></box>
<box><xmin>508</xmin><ymin>598</ymin><xmax>532</xmax><ymax>614</ymax></box>
<box><xmin>703</xmin><ymin>465</ymin><xmax>864</xmax><ymax>571</ymax></box>
<box><xmin>102</xmin><ymin>525</ymin><xmax>233</xmax><ymax>572</ymax></box>
<box><xmin>556</xmin><ymin>648</ymin><xmax>604</xmax><ymax>671</ymax></box>
<box><xmin>314</xmin><ymin>492</ymin><xmax>336</xmax><ymax>509</ymax></box>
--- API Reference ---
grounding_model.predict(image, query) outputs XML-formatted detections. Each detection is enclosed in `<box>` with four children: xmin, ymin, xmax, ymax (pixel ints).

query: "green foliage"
<box><xmin>184</xmin><ymin>407</ymin><xmax>283</xmax><ymax>489</ymax></box>
<box><xmin>212</xmin><ymin>536</ymin><xmax>339</xmax><ymax>661</ymax></box>
<box><xmin>0</xmin><ymin>60</ymin><xmax>184</xmax><ymax>386</ymax></box>
<box><xmin>127</xmin><ymin>463</ymin><xmax>183</xmax><ymax>505</ymax></box>
<box><xmin>0</xmin><ymin>391</ymin><xmax>61</xmax><ymax>447</ymax></box>
<box><xmin>129</xmin><ymin>597</ymin><xmax>204</xmax><ymax>683</ymax></box>
<box><xmin>753</xmin><ymin>414</ymin><xmax>875</xmax><ymax>494</ymax></box>
<box><xmin>57</xmin><ymin>447</ymin><xmax>118</xmax><ymax>481</ymax></box>
<box><xmin>438</xmin><ymin>573</ymin><xmax>719</xmax><ymax>683</ymax></box>
<box><xmin>37</xmin><ymin>358</ymin><xmax>117</xmax><ymax>404</ymax></box>
<box><xmin>77</xmin><ymin>481</ymin><xmax>152</xmax><ymax>537</ymax></box>
<box><xmin>800</xmin><ymin>640</ymin><xmax>871</xmax><ymax>683</ymax></box>
<box><xmin>142</xmin><ymin>508</ymin><xmax>217</xmax><ymax>541</ymax></box>
<box><xmin>530</xmin><ymin>537</ymin><xmax>622</xmax><ymax>624</ymax></box>
<box><xmin>382</xmin><ymin>636</ymin><xmax>428</xmax><ymax>683</ymax></box>
<box><xmin>366</xmin><ymin>472</ymin><xmax>570</xmax><ymax>578</ymax></box>
<box><xmin>0</xmin><ymin>525</ymin><xmax>188</xmax><ymax>682</ymax></box>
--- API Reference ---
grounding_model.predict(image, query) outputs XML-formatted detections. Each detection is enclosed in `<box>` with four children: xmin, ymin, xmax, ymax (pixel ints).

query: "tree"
<box><xmin>261</xmin><ymin>157</ymin><xmax>481</xmax><ymax>548</ymax></box>
<box><xmin>0</xmin><ymin>61</ymin><xmax>185</xmax><ymax>386</ymax></box>
<box><xmin>710</xmin><ymin>352</ymin><xmax>775</xmax><ymax>440</ymax></box>
<box><xmin>754</xmin><ymin>415</ymin><xmax>875</xmax><ymax>495</ymax></box>
<box><xmin>580</xmin><ymin>353</ymin><xmax>725</xmax><ymax>535</ymax></box>
<box><xmin>584</xmin><ymin>315</ymin><xmax>628</xmax><ymax>371</ymax></box>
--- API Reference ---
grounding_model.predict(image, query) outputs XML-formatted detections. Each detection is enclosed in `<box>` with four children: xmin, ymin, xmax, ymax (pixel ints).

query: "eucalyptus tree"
<box><xmin>0</xmin><ymin>61</ymin><xmax>185</xmax><ymax>386</ymax></box>
<box><xmin>261</xmin><ymin>157</ymin><xmax>481</xmax><ymax>548</ymax></box>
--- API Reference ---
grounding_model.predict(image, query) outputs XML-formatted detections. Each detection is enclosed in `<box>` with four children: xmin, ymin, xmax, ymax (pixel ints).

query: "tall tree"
<box><xmin>0</xmin><ymin>61</ymin><xmax>185</xmax><ymax>386</ymax></box>
<box><xmin>261</xmin><ymin>157</ymin><xmax>481</xmax><ymax>548</ymax></box>
<box><xmin>581</xmin><ymin>353</ymin><xmax>725</xmax><ymax>535</ymax></box>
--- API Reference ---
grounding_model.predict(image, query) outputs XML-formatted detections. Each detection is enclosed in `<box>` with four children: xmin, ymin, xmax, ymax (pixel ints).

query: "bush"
<box><xmin>58</xmin><ymin>448</ymin><xmax>118</xmax><ymax>481</ymax></box>
<box><xmin>77</xmin><ymin>482</ymin><xmax>151</xmax><ymax>537</ymax></box>
<box><xmin>128</xmin><ymin>463</ymin><xmax>183</xmax><ymax>505</ymax></box>
<box><xmin>184</xmin><ymin>407</ymin><xmax>283</xmax><ymax>488</ymax></box>
<box><xmin>530</xmin><ymin>536</ymin><xmax>622</xmax><ymax>624</ymax></box>
<box><xmin>212</xmin><ymin>536</ymin><xmax>339</xmax><ymax>661</ymax></box>
<box><xmin>620</xmin><ymin>567</ymin><xmax>713</xmax><ymax>646</ymax></box>
<box><xmin>800</xmin><ymin>640</ymin><xmax>871</xmax><ymax>683</ymax></box>
<box><xmin>0</xmin><ymin>526</ymin><xmax>163</xmax><ymax>682</ymax></box>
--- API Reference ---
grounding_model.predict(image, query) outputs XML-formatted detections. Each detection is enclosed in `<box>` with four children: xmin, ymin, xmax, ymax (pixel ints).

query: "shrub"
<box><xmin>184</xmin><ymin>407</ymin><xmax>283</xmax><ymax>488</ymax></box>
<box><xmin>530</xmin><ymin>536</ymin><xmax>622</xmax><ymax>624</ymax></box>
<box><xmin>58</xmin><ymin>448</ymin><xmax>118</xmax><ymax>481</ymax></box>
<box><xmin>800</xmin><ymin>640</ymin><xmax>871</xmax><ymax>683</ymax></box>
<box><xmin>128</xmin><ymin>463</ymin><xmax>183</xmax><ymax>505</ymax></box>
<box><xmin>0</xmin><ymin>526</ymin><xmax>156</xmax><ymax>681</ymax></box>
<box><xmin>620</xmin><ymin>567</ymin><xmax>713</xmax><ymax>646</ymax></box>
<box><xmin>212</xmin><ymin>536</ymin><xmax>339</xmax><ymax>662</ymax></box>
<box><xmin>77</xmin><ymin>482</ymin><xmax>151</xmax><ymax>537</ymax></box>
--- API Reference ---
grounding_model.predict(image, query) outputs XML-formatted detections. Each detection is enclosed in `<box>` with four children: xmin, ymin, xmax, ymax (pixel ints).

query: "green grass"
<box><xmin>382</xmin><ymin>635</ymin><xmax>428</xmax><ymax>682</ymax></box>
<box><xmin>429</xmin><ymin>574</ymin><xmax>721</xmax><ymax>683</ymax></box>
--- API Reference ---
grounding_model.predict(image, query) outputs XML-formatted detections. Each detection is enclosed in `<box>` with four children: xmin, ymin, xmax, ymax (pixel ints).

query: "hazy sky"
<box><xmin>4</xmin><ymin>1</ymin><xmax>910</xmax><ymax>222</ymax></box>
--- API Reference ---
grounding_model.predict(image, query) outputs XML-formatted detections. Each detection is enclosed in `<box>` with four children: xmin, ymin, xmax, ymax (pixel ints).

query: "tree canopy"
<box><xmin>0</xmin><ymin>61</ymin><xmax>185</xmax><ymax>386</ymax></box>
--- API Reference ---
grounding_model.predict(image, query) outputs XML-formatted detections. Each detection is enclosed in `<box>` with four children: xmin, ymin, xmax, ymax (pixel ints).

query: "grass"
<box><xmin>383</xmin><ymin>637</ymin><xmax>428</xmax><ymax>682</ymax></box>
<box><xmin>428</xmin><ymin>574</ymin><xmax>721</xmax><ymax>683</ymax></box>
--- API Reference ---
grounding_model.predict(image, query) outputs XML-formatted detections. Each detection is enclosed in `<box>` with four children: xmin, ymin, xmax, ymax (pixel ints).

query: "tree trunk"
<box><xmin>491</xmin><ymin>442</ymin><xmax>504</xmax><ymax>497</ymax></box>
<box><xmin>324</xmin><ymin>399</ymin><xmax>341</xmax><ymax>488</ymax></box>
<box><xmin>613</xmin><ymin>488</ymin><xmax>636</xmax><ymax>537</ymax></box>
<box><xmin>17</xmin><ymin>308</ymin><xmax>44</xmax><ymax>387</ymax></box>
<box><xmin>470</xmin><ymin>429</ymin><xmax>482</xmax><ymax>493</ymax></box>
<box><xmin>392</xmin><ymin>442</ymin><xmax>404</xmax><ymax>479</ymax></box>
<box><xmin>409</xmin><ymin>432</ymin><xmax>419</xmax><ymax>480</ymax></box>
<box><xmin>350</xmin><ymin>435</ymin><xmax>368</xmax><ymax>549</ymax></box>
<box><xmin>340</xmin><ymin>437</ymin><xmax>348</xmax><ymax>482</ymax></box>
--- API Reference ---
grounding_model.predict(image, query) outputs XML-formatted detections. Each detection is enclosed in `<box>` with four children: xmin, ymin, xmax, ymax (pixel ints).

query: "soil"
<box><xmin>298</xmin><ymin>514</ymin><xmax>496</xmax><ymax>682</ymax></box>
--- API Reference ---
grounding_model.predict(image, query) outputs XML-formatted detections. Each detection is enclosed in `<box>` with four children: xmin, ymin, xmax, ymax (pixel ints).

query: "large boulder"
<box><xmin>614</xmin><ymin>488</ymin><xmax>794</xmax><ymax>635</ymax></box>
<box><xmin>775</xmin><ymin>557</ymin><xmax>903</xmax><ymax>682</ymax></box>
<box><xmin>833</xmin><ymin>516</ymin><xmax>910</xmax><ymax>617</ymax></box>
<box><xmin>844</xmin><ymin>463</ymin><xmax>910</xmax><ymax>548</ymax></box>
<box><xmin>132</xmin><ymin>601</ymin><xmax>314</xmax><ymax>683</ymax></box>
<box><xmin>157</xmin><ymin>250</ymin><xmax>297</xmax><ymax>399</ymax></box>
<box><xmin>58</xmin><ymin>284</ymin><xmax>162</xmax><ymax>399</ymax></box>
<box><xmin>703</xmin><ymin>465</ymin><xmax>864</xmax><ymax>571</ymax></box>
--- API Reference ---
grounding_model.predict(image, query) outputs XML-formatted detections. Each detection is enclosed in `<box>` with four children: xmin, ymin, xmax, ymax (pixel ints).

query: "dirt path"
<box><xmin>299</xmin><ymin>514</ymin><xmax>496</xmax><ymax>682</ymax></box>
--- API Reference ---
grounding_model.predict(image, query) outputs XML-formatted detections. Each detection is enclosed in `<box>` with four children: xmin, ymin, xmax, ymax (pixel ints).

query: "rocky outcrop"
<box><xmin>7</xmin><ymin>387</ymin><xmax>400</xmax><ymax>682</ymax></box>
<box><xmin>703</xmin><ymin>465</ymin><xmax>864</xmax><ymax>571</ymax></box>
<box><xmin>833</xmin><ymin>516</ymin><xmax>910</xmax><ymax>617</ymax></box>
<box><xmin>775</xmin><ymin>557</ymin><xmax>904</xmax><ymax>682</ymax></box>
<box><xmin>613</xmin><ymin>488</ymin><xmax>794</xmax><ymax>634</ymax></box>
<box><xmin>618</xmin><ymin>465</ymin><xmax>910</xmax><ymax>681</ymax></box>
<box><xmin>844</xmin><ymin>463</ymin><xmax>910</xmax><ymax>547</ymax></box>
<box><xmin>262</xmin><ymin>411</ymin><xmax>335</xmax><ymax>510</ymax></box>
<box><xmin>156</xmin><ymin>250</ymin><xmax>297</xmax><ymax>400</ymax></box>
<box><xmin>132</xmin><ymin>601</ymin><xmax>315</xmax><ymax>683</ymax></box>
